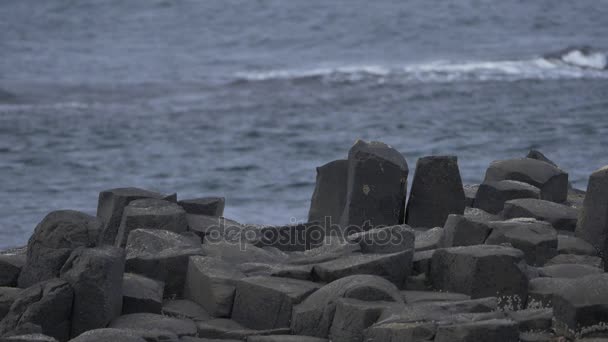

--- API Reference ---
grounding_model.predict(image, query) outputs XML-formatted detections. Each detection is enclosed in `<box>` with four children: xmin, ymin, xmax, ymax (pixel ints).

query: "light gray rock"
<box><xmin>68</xmin><ymin>328</ymin><xmax>147</xmax><ymax>342</ymax></box>
<box><xmin>406</xmin><ymin>156</ymin><xmax>465</xmax><ymax>228</ymax></box>
<box><xmin>557</xmin><ymin>235</ymin><xmax>598</xmax><ymax>256</ymax></box>
<box><xmin>0</xmin><ymin>288</ymin><xmax>22</xmax><ymax>321</ymax></box>
<box><xmin>122</xmin><ymin>273</ymin><xmax>164</xmax><ymax>315</ymax></box>
<box><xmin>506</xmin><ymin>308</ymin><xmax>553</xmax><ymax>332</ymax></box>
<box><xmin>108</xmin><ymin>313</ymin><xmax>197</xmax><ymax>338</ymax></box>
<box><xmin>576</xmin><ymin>166</ymin><xmax>608</xmax><ymax>270</ymax></box>
<box><xmin>545</xmin><ymin>254</ymin><xmax>603</xmax><ymax>269</ymax></box>
<box><xmin>363</xmin><ymin>321</ymin><xmax>436</xmax><ymax>342</ymax></box>
<box><xmin>347</xmin><ymin>225</ymin><xmax>415</xmax><ymax>254</ymax></box>
<box><xmin>441</xmin><ymin>214</ymin><xmax>492</xmax><ymax>248</ymax></box>
<box><xmin>178</xmin><ymin>197</ymin><xmax>225</xmax><ymax>217</ymax></box>
<box><xmin>412</xmin><ymin>249</ymin><xmax>435</xmax><ymax>275</ymax></box>
<box><xmin>307</xmin><ymin>160</ymin><xmax>348</xmax><ymax>226</ymax></box>
<box><xmin>537</xmin><ymin>263</ymin><xmax>604</xmax><ymax>279</ymax></box>
<box><xmin>414</xmin><ymin>227</ymin><xmax>444</xmax><ymax>251</ymax></box>
<box><xmin>60</xmin><ymin>246</ymin><xmax>125</xmax><ymax>338</ymax></box>
<box><xmin>502</xmin><ymin>198</ymin><xmax>579</xmax><ymax>232</ymax></box>
<box><xmin>464</xmin><ymin>207</ymin><xmax>501</xmax><ymax>223</ymax></box>
<box><xmin>0</xmin><ymin>255</ymin><xmax>25</xmax><ymax>287</ymax></box>
<box><xmin>329</xmin><ymin>298</ymin><xmax>401</xmax><ymax>342</ymax></box>
<box><xmin>464</xmin><ymin>184</ymin><xmax>479</xmax><ymax>208</ymax></box>
<box><xmin>434</xmin><ymin>318</ymin><xmax>519</xmax><ymax>342</ymax></box>
<box><xmin>526</xmin><ymin>277</ymin><xmax>574</xmax><ymax>309</ymax></box>
<box><xmin>475</xmin><ymin>180</ymin><xmax>540</xmax><ymax>214</ymax></box>
<box><xmin>202</xmin><ymin>241</ymin><xmax>284</xmax><ymax>265</ymax></box>
<box><xmin>237</xmin><ymin>262</ymin><xmax>313</xmax><ymax>281</ymax></box>
<box><xmin>18</xmin><ymin>210</ymin><xmax>102</xmax><ymax>288</ymax></box>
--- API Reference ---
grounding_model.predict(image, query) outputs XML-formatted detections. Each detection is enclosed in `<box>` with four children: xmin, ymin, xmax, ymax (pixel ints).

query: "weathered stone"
<box><xmin>254</xmin><ymin>222</ymin><xmax>327</xmax><ymax>252</ymax></box>
<box><xmin>287</xmin><ymin>238</ymin><xmax>359</xmax><ymax>265</ymax></box>
<box><xmin>122</xmin><ymin>273</ymin><xmax>163</xmax><ymax>315</ymax></box>
<box><xmin>537</xmin><ymin>264</ymin><xmax>604</xmax><ymax>279</ymax></box>
<box><xmin>430</xmin><ymin>245</ymin><xmax>528</xmax><ymax>308</ymax></box>
<box><xmin>406</xmin><ymin>156</ymin><xmax>465</xmax><ymax>228</ymax></box>
<box><xmin>178</xmin><ymin>197</ymin><xmax>225</xmax><ymax>217</ymax></box>
<box><xmin>196</xmin><ymin>319</ymin><xmax>289</xmax><ymax>340</ymax></box>
<box><xmin>186</xmin><ymin>215</ymin><xmax>242</xmax><ymax>240</ymax></box>
<box><xmin>483</xmin><ymin>158</ymin><xmax>568</xmax><ymax>203</ymax></box>
<box><xmin>519</xmin><ymin>331</ymin><xmax>556</xmax><ymax>342</ymax></box>
<box><xmin>237</xmin><ymin>262</ymin><xmax>313</xmax><ymax>281</ymax></box>
<box><xmin>184</xmin><ymin>256</ymin><xmax>245</xmax><ymax>318</ymax></box>
<box><xmin>232</xmin><ymin>276</ymin><xmax>320</xmax><ymax>330</ymax></box>
<box><xmin>291</xmin><ymin>275</ymin><xmax>403</xmax><ymax>338</ymax></box>
<box><xmin>68</xmin><ymin>328</ymin><xmax>147</xmax><ymax>342</ymax></box>
<box><xmin>485</xmin><ymin>219</ymin><xmax>558</xmax><ymax>266</ymax></box>
<box><xmin>18</xmin><ymin>210</ymin><xmax>102</xmax><ymax>288</ymax></box>
<box><xmin>545</xmin><ymin>254</ymin><xmax>603</xmax><ymax>269</ymax></box>
<box><xmin>464</xmin><ymin>184</ymin><xmax>479</xmax><ymax>207</ymax></box>
<box><xmin>96</xmin><ymin>187</ymin><xmax>175</xmax><ymax>244</ymax></box>
<box><xmin>0</xmin><ymin>334</ymin><xmax>58</xmax><ymax>342</ymax></box>
<box><xmin>414</xmin><ymin>227</ymin><xmax>444</xmax><ymax>251</ymax></box>
<box><xmin>412</xmin><ymin>249</ymin><xmax>435</xmax><ymax>275</ymax></box>
<box><xmin>401</xmin><ymin>291</ymin><xmax>470</xmax><ymax>304</ymax></box>
<box><xmin>526</xmin><ymin>277</ymin><xmax>574</xmax><ymax>309</ymax></box>
<box><xmin>161</xmin><ymin>300</ymin><xmax>210</xmax><ymax>322</ymax></box>
<box><xmin>347</xmin><ymin>225</ymin><xmax>415</xmax><ymax>254</ymax></box>
<box><xmin>464</xmin><ymin>207</ymin><xmax>501</xmax><ymax>223</ymax></box>
<box><xmin>576</xmin><ymin>166</ymin><xmax>608</xmax><ymax>269</ymax></box>
<box><xmin>341</xmin><ymin>140</ymin><xmax>408</xmax><ymax>228</ymax></box>
<box><xmin>475</xmin><ymin>180</ymin><xmax>541</xmax><ymax>214</ymax></box>
<box><xmin>248</xmin><ymin>336</ymin><xmax>328</xmax><ymax>342</ymax></box>
<box><xmin>60</xmin><ymin>246</ymin><xmax>125</xmax><ymax>338</ymax></box>
<box><xmin>405</xmin><ymin>274</ymin><xmax>429</xmax><ymax>291</ymax></box>
<box><xmin>312</xmin><ymin>250</ymin><xmax>412</xmax><ymax>287</ymax></box>
<box><xmin>202</xmin><ymin>240</ymin><xmax>284</xmax><ymax>265</ymax></box>
<box><xmin>557</xmin><ymin>235</ymin><xmax>597</xmax><ymax>257</ymax></box>
<box><xmin>0</xmin><ymin>279</ymin><xmax>73</xmax><ymax>341</ymax></box>
<box><xmin>434</xmin><ymin>318</ymin><xmax>519</xmax><ymax>342</ymax></box>
<box><xmin>330</xmin><ymin>298</ymin><xmax>402</xmax><ymax>342</ymax></box>
<box><xmin>115</xmin><ymin>199</ymin><xmax>187</xmax><ymax>247</ymax></box>
<box><xmin>502</xmin><ymin>198</ymin><xmax>579</xmax><ymax>231</ymax></box>
<box><xmin>506</xmin><ymin>308</ymin><xmax>553</xmax><ymax>332</ymax></box>
<box><xmin>307</xmin><ymin>159</ymin><xmax>348</xmax><ymax>225</ymax></box>
<box><xmin>441</xmin><ymin>214</ymin><xmax>492</xmax><ymax>248</ymax></box>
<box><xmin>363</xmin><ymin>321</ymin><xmax>436</xmax><ymax>342</ymax></box>
<box><xmin>0</xmin><ymin>288</ymin><xmax>21</xmax><ymax>321</ymax></box>
<box><xmin>0</xmin><ymin>255</ymin><xmax>25</xmax><ymax>287</ymax></box>
<box><xmin>553</xmin><ymin>274</ymin><xmax>608</xmax><ymax>338</ymax></box>
<box><xmin>125</xmin><ymin>229</ymin><xmax>203</xmax><ymax>297</ymax></box>
<box><xmin>108</xmin><ymin>313</ymin><xmax>197</xmax><ymax>338</ymax></box>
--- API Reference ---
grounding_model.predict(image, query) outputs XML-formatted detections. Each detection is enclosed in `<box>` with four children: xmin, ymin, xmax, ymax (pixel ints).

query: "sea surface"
<box><xmin>1</xmin><ymin>0</ymin><xmax>608</xmax><ymax>249</ymax></box>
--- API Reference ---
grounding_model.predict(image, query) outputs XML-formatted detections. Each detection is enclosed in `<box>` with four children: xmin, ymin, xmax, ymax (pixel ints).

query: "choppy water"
<box><xmin>1</xmin><ymin>0</ymin><xmax>608</xmax><ymax>249</ymax></box>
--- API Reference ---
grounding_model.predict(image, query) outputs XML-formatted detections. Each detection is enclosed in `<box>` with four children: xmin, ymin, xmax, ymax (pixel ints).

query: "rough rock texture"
<box><xmin>576</xmin><ymin>166</ymin><xmax>608</xmax><ymax>269</ymax></box>
<box><xmin>340</xmin><ymin>140</ymin><xmax>408</xmax><ymax>228</ymax></box>
<box><xmin>0</xmin><ymin>254</ymin><xmax>25</xmax><ymax>287</ymax></box>
<box><xmin>59</xmin><ymin>246</ymin><xmax>125</xmax><ymax>338</ymax></box>
<box><xmin>307</xmin><ymin>159</ymin><xmax>348</xmax><ymax>225</ymax></box>
<box><xmin>96</xmin><ymin>187</ymin><xmax>175</xmax><ymax>244</ymax></box>
<box><xmin>406</xmin><ymin>156</ymin><xmax>465</xmax><ymax>228</ymax></box>
<box><xmin>347</xmin><ymin>225</ymin><xmax>415</xmax><ymax>254</ymax></box>
<box><xmin>67</xmin><ymin>328</ymin><xmax>147</xmax><ymax>342</ymax></box>
<box><xmin>196</xmin><ymin>318</ymin><xmax>290</xmax><ymax>340</ymax></box>
<box><xmin>18</xmin><ymin>210</ymin><xmax>102</xmax><ymax>288</ymax></box>
<box><xmin>184</xmin><ymin>256</ymin><xmax>246</xmax><ymax>318</ymax></box>
<box><xmin>0</xmin><ymin>279</ymin><xmax>73</xmax><ymax>341</ymax></box>
<box><xmin>537</xmin><ymin>263</ymin><xmax>604</xmax><ymax>279</ymax></box>
<box><xmin>557</xmin><ymin>235</ymin><xmax>598</xmax><ymax>256</ymax></box>
<box><xmin>545</xmin><ymin>254</ymin><xmax>603</xmax><ymax>269</ymax></box>
<box><xmin>502</xmin><ymin>198</ymin><xmax>579</xmax><ymax>232</ymax></box>
<box><xmin>526</xmin><ymin>277</ymin><xmax>573</xmax><ymax>309</ymax></box>
<box><xmin>414</xmin><ymin>227</ymin><xmax>444</xmax><ymax>252</ymax></box>
<box><xmin>506</xmin><ymin>308</ymin><xmax>553</xmax><ymax>332</ymax></box>
<box><xmin>401</xmin><ymin>290</ymin><xmax>470</xmax><ymax>304</ymax></box>
<box><xmin>329</xmin><ymin>298</ymin><xmax>401</xmax><ymax>342</ymax></box>
<box><xmin>464</xmin><ymin>184</ymin><xmax>479</xmax><ymax>208</ymax></box>
<box><xmin>125</xmin><ymin>229</ymin><xmax>203</xmax><ymax>297</ymax></box>
<box><xmin>161</xmin><ymin>300</ymin><xmax>211</xmax><ymax>322</ymax></box>
<box><xmin>434</xmin><ymin>318</ymin><xmax>519</xmax><ymax>342</ymax></box>
<box><xmin>475</xmin><ymin>180</ymin><xmax>540</xmax><ymax>214</ymax></box>
<box><xmin>364</xmin><ymin>321</ymin><xmax>436</xmax><ymax>342</ymax></box>
<box><xmin>115</xmin><ymin>199</ymin><xmax>187</xmax><ymax>247</ymax></box>
<box><xmin>231</xmin><ymin>276</ymin><xmax>320</xmax><ymax>330</ymax></box>
<box><xmin>483</xmin><ymin>158</ymin><xmax>568</xmax><ymax>203</ymax></box>
<box><xmin>430</xmin><ymin>245</ymin><xmax>528</xmax><ymax>308</ymax></box>
<box><xmin>108</xmin><ymin>313</ymin><xmax>197</xmax><ymax>338</ymax></box>
<box><xmin>0</xmin><ymin>288</ymin><xmax>22</xmax><ymax>321</ymax></box>
<box><xmin>122</xmin><ymin>273</ymin><xmax>164</xmax><ymax>315</ymax></box>
<box><xmin>186</xmin><ymin>215</ymin><xmax>242</xmax><ymax>240</ymax></box>
<box><xmin>441</xmin><ymin>214</ymin><xmax>492</xmax><ymax>248</ymax></box>
<box><xmin>248</xmin><ymin>336</ymin><xmax>328</xmax><ymax>342</ymax></box>
<box><xmin>178</xmin><ymin>197</ymin><xmax>225</xmax><ymax>217</ymax></box>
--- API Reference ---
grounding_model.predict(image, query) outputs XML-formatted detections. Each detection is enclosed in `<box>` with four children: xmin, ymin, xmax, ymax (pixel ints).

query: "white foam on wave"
<box><xmin>561</xmin><ymin>50</ymin><xmax>607</xmax><ymax>70</ymax></box>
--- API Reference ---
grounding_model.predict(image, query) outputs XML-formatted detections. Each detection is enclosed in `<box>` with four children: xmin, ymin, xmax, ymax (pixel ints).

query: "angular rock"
<box><xmin>0</xmin><ymin>255</ymin><xmax>25</xmax><ymax>287</ymax></box>
<box><xmin>125</xmin><ymin>229</ymin><xmax>203</xmax><ymax>297</ymax></box>
<box><xmin>502</xmin><ymin>198</ymin><xmax>579</xmax><ymax>232</ymax></box>
<box><xmin>312</xmin><ymin>250</ymin><xmax>412</xmax><ymax>287</ymax></box>
<box><xmin>232</xmin><ymin>276</ymin><xmax>320</xmax><ymax>330</ymax></box>
<box><xmin>18</xmin><ymin>210</ymin><xmax>102</xmax><ymax>288</ymax></box>
<box><xmin>474</xmin><ymin>180</ymin><xmax>541</xmax><ymax>214</ymax></box>
<box><xmin>161</xmin><ymin>300</ymin><xmax>210</xmax><ymax>322</ymax></box>
<box><xmin>178</xmin><ymin>197</ymin><xmax>225</xmax><ymax>217</ymax></box>
<box><xmin>441</xmin><ymin>214</ymin><xmax>492</xmax><ymax>248</ymax></box>
<box><xmin>307</xmin><ymin>159</ymin><xmax>348</xmax><ymax>225</ymax></box>
<box><xmin>60</xmin><ymin>246</ymin><xmax>125</xmax><ymax>338</ymax></box>
<box><xmin>238</xmin><ymin>262</ymin><xmax>313</xmax><ymax>281</ymax></box>
<box><xmin>68</xmin><ymin>328</ymin><xmax>147</xmax><ymax>342</ymax></box>
<box><xmin>483</xmin><ymin>158</ymin><xmax>568</xmax><ymax>203</ymax></box>
<box><xmin>576</xmin><ymin>165</ymin><xmax>608</xmax><ymax>269</ymax></box>
<box><xmin>537</xmin><ymin>263</ymin><xmax>604</xmax><ymax>279</ymax></box>
<box><xmin>0</xmin><ymin>279</ymin><xmax>73</xmax><ymax>341</ymax></box>
<box><xmin>122</xmin><ymin>273</ymin><xmax>164</xmax><ymax>315</ymax></box>
<box><xmin>287</xmin><ymin>238</ymin><xmax>359</xmax><ymax>266</ymax></box>
<box><xmin>329</xmin><ymin>298</ymin><xmax>401</xmax><ymax>342</ymax></box>
<box><xmin>558</xmin><ymin>235</ymin><xmax>598</xmax><ymax>256</ymax></box>
<box><xmin>291</xmin><ymin>275</ymin><xmax>403</xmax><ymax>338</ymax></box>
<box><xmin>545</xmin><ymin>254</ymin><xmax>603</xmax><ymax>269</ymax></box>
<box><xmin>464</xmin><ymin>184</ymin><xmax>479</xmax><ymax>207</ymax></box>
<box><xmin>434</xmin><ymin>318</ymin><xmax>519</xmax><ymax>342</ymax></box>
<box><xmin>412</xmin><ymin>249</ymin><xmax>435</xmax><ymax>275</ymax></box>
<box><xmin>255</xmin><ymin>222</ymin><xmax>326</xmax><ymax>252</ymax></box>
<box><xmin>526</xmin><ymin>277</ymin><xmax>574</xmax><ymax>309</ymax></box>
<box><xmin>347</xmin><ymin>225</ymin><xmax>415</xmax><ymax>254</ymax></box>
<box><xmin>363</xmin><ymin>321</ymin><xmax>436</xmax><ymax>342</ymax></box>
<box><xmin>506</xmin><ymin>308</ymin><xmax>553</xmax><ymax>332</ymax></box>
<box><xmin>108</xmin><ymin>313</ymin><xmax>197</xmax><ymax>338</ymax></box>
<box><xmin>430</xmin><ymin>245</ymin><xmax>528</xmax><ymax>308</ymax></box>
<box><xmin>186</xmin><ymin>215</ymin><xmax>243</xmax><ymax>240</ymax></box>
<box><xmin>406</xmin><ymin>156</ymin><xmax>465</xmax><ymax>228</ymax></box>
<box><xmin>115</xmin><ymin>199</ymin><xmax>187</xmax><ymax>247</ymax></box>
<box><xmin>485</xmin><ymin>219</ymin><xmax>558</xmax><ymax>266</ymax></box>
<box><xmin>414</xmin><ymin>227</ymin><xmax>444</xmax><ymax>251</ymax></box>
<box><xmin>97</xmin><ymin>187</ymin><xmax>175</xmax><ymax>244</ymax></box>
<box><xmin>0</xmin><ymin>288</ymin><xmax>21</xmax><ymax>321</ymax></box>
<box><xmin>195</xmin><ymin>318</ymin><xmax>289</xmax><ymax>340</ymax></box>
<box><xmin>464</xmin><ymin>207</ymin><xmax>501</xmax><ymax>223</ymax></box>
<box><xmin>340</xmin><ymin>140</ymin><xmax>408</xmax><ymax>228</ymax></box>
<box><xmin>519</xmin><ymin>331</ymin><xmax>556</xmax><ymax>342</ymax></box>
<box><xmin>184</xmin><ymin>256</ymin><xmax>245</xmax><ymax>318</ymax></box>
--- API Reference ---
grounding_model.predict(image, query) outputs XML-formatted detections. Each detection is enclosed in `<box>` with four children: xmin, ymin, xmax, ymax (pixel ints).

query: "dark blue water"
<box><xmin>1</xmin><ymin>0</ymin><xmax>608</xmax><ymax>249</ymax></box>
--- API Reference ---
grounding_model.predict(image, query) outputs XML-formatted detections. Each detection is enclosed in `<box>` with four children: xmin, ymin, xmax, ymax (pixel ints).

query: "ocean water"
<box><xmin>1</xmin><ymin>0</ymin><xmax>607</xmax><ymax>249</ymax></box>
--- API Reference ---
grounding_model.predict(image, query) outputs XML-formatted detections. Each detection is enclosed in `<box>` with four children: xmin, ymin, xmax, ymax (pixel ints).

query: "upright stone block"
<box><xmin>307</xmin><ymin>160</ymin><xmax>348</xmax><ymax>225</ymax></box>
<box><xmin>576</xmin><ymin>166</ymin><xmax>608</xmax><ymax>269</ymax></box>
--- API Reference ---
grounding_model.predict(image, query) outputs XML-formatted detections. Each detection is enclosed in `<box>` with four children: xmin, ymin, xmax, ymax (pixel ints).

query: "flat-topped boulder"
<box><xmin>483</xmin><ymin>158</ymin><xmax>568</xmax><ymax>203</ymax></box>
<box><xmin>347</xmin><ymin>224</ymin><xmax>415</xmax><ymax>254</ymax></box>
<box><xmin>545</xmin><ymin>254</ymin><xmax>603</xmax><ymax>269</ymax></box>
<box><xmin>441</xmin><ymin>214</ymin><xmax>492</xmax><ymax>248</ymax></box>
<box><xmin>406</xmin><ymin>156</ymin><xmax>465</xmax><ymax>228</ymax></box>
<box><xmin>308</xmin><ymin>159</ymin><xmax>348</xmax><ymax>225</ymax></box>
<box><xmin>475</xmin><ymin>180</ymin><xmax>540</xmax><ymax>214</ymax></box>
<box><xmin>414</xmin><ymin>227</ymin><xmax>444</xmax><ymax>251</ymax></box>
<box><xmin>18</xmin><ymin>210</ymin><xmax>102</xmax><ymax>288</ymax></box>
<box><xmin>506</xmin><ymin>308</ymin><xmax>553</xmax><ymax>332</ymax></box>
<box><xmin>526</xmin><ymin>277</ymin><xmax>574</xmax><ymax>309</ymax></box>
<box><xmin>576</xmin><ymin>165</ymin><xmax>608</xmax><ymax>270</ymax></box>
<box><xmin>178</xmin><ymin>197</ymin><xmax>225</xmax><ymax>217</ymax></box>
<box><xmin>108</xmin><ymin>313</ymin><xmax>197</xmax><ymax>338</ymax></box>
<box><xmin>196</xmin><ymin>318</ymin><xmax>290</xmax><ymax>340</ymax></box>
<box><xmin>401</xmin><ymin>290</ymin><xmax>470</xmax><ymax>304</ymax></box>
<box><xmin>287</xmin><ymin>237</ymin><xmax>359</xmax><ymax>266</ymax></box>
<box><xmin>341</xmin><ymin>140</ymin><xmax>409</xmax><ymax>228</ymax></box>
<box><xmin>557</xmin><ymin>235</ymin><xmax>598</xmax><ymax>256</ymax></box>
<box><xmin>122</xmin><ymin>273</ymin><xmax>164</xmax><ymax>315</ymax></box>
<box><xmin>502</xmin><ymin>198</ymin><xmax>579</xmax><ymax>232</ymax></box>
<box><xmin>68</xmin><ymin>328</ymin><xmax>147</xmax><ymax>342</ymax></box>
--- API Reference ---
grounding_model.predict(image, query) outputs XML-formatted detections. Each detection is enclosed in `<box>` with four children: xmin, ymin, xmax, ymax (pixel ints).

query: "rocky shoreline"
<box><xmin>1</xmin><ymin>139</ymin><xmax>608</xmax><ymax>342</ymax></box>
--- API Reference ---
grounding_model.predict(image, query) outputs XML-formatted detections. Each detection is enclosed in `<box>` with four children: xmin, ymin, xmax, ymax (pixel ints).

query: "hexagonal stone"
<box><xmin>526</xmin><ymin>277</ymin><xmax>573</xmax><ymax>309</ymax></box>
<box><xmin>475</xmin><ymin>180</ymin><xmax>540</xmax><ymax>214</ymax></box>
<box><xmin>502</xmin><ymin>198</ymin><xmax>578</xmax><ymax>232</ymax></box>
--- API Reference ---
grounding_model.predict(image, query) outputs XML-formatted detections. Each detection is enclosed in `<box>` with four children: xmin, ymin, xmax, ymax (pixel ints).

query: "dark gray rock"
<box><xmin>237</xmin><ymin>262</ymin><xmax>313</xmax><ymax>281</ymax></box>
<box><xmin>186</xmin><ymin>215</ymin><xmax>242</xmax><ymax>240</ymax></box>
<box><xmin>115</xmin><ymin>199</ymin><xmax>187</xmax><ymax>247</ymax></box>
<box><xmin>287</xmin><ymin>238</ymin><xmax>359</xmax><ymax>266</ymax></box>
<box><xmin>248</xmin><ymin>336</ymin><xmax>328</xmax><ymax>342</ymax></box>
<box><xmin>526</xmin><ymin>277</ymin><xmax>574</xmax><ymax>309</ymax></box>
<box><xmin>485</xmin><ymin>219</ymin><xmax>558</xmax><ymax>266</ymax></box>
<box><xmin>60</xmin><ymin>246</ymin><xmax>125</xmax><ymax>338</ymax></box>
<box><xmin>178</xmin><ymin>197</ymin><xmax>225</xmax><ymax>217</ymax></box>
<box><xmin>545</xmin><ymin>254</ymin><xmax>603</xmax><ymax>269</ymax></box>
<box><xmin>441</xmin><ymin>214</ymin><xmax>492</xmax><ymax>248</ymax></box>
<box><xmin>347</xmin><ymin>225</ymin><xmax>415</xmax><ymax>254</ymax></box>
<box><xmin>291</xmin><ymin>275</ymin><xmax>403</xmax><ymax>338</ymax></box>
<box><xmin>0</xmin><ymin>255</ymin><xmax>25</xmax><ymax>287</ymax></box>
<box><xmin>108</xmin><ymin>313</ymin><xmax>197</xmax><ymax>338</ymax></box>
<box><xmin>329</xmin><ymin>298</ymin><xmax>401</xmax><ymax>342</ymax></box>
<box><xmin>0</xmin><ymin>288</ymin><xmax>21</xmax><ymax>321</ymax></box>
<box><xmin>401</xmin><ymin>290</ymin><xmax>470</xmax><ymax>304</ymax></box>
<box><xmin>464</xmin><ymin>184</ymin><xmax>479</xmax><ymax>207</ymax></box>
<box><xmin>430</xmin><ymin>245</ymin><xmax>528</xmax><ymax>308</ymax></box>
<box><xmin>312</xmin><ymin>250</ymin><xmax>412</xmax><ymax>287</ymax></box>
<box><xmin>232</xmin><ymin>276</ymin><xmax>320</xmax><ymax>330</ymax></box>
<box><xmin>307</xmin><ymin>159</ymin><xmax>348</xmax><ymax>225</ymax></box>
<box><xmin>434</xmin><ymin>318</ymin><xmax>519</xmax><ymax>342</ymax></box>
<box><xmin>412</xmin><ymin>249</ymin><xmax>435</xmax><ymax>275</ymax></box>
<box><xmin>406</xmin><ymin>156</ymin><xmax>465</xmax><ymax>228</ymax></box>
<box><xmin>414</xmin><ymin>227</ymin><xmax>444</xmax><ymax>252</ymax></box>
<box><xmin>1</xmin><ymin>334</ymin><xmax>58</xmax><ymax>342</ymax></box>
<box><xmin>404</xmin><ymin>274</ymin><xmax>429</xmax><ymax>291</ymax></box>
<box><xmin>558</xmin><ymin>235</ymin><xmax>598</xmax><ymax>256</ymax></box>
<box><xmin>18</xmin><ymin>211</ymin><xmax>102</xmax><ymax>288</ymax></box>
<box><xmin>506</xmin><ymin>308</ymin><xmax>552</xmax><ymax>332</ymax></box>
<box><xmin>122</xmin><ymin>273</ymin><xmax>163</xmax><ymax>315</ymax></box>
<box><xmin>161</xmin><ymin>300</ymin><xmax>210</xmax><ymax>322</ymax></box>
<box><xmin>474</xmin><ymin>180</ymin><xmax>541</xmax><ymax>214</ymax></box>
<box><xmin>125</xmin><ymin>229</ymin><xmax>203</xmax><ymax>298</ymax></box>
<box><xmin>255</xmin><ymin>222</ymin><xmax>327</xmax><ymax>252</ymax></box>
<box><xmin>526</xmin><ymin>150</ymin><xmax>558</xmax><ymax>167</ymax></box>
<box><xmin>0</xmin><ymin>279</ymin><xmax>73</xmax><ymax>341</ymax></box>
<box><xmin>552</xmin><ymin>274</ymin><xmax>608</xmax><ymax>338</ymax></box>
<box><xmin>67</xmin><ymin>328</ymin><xmax>147</xmax><ymax>342</ymax></box>
<box><xmin>576</xmin><ymin>166</ymin><xmax>608</xmax><ymax>269</ymax></box>
<box><xmin>184</xmin><ymin>256</ymin><xmax>245</xmax><ymax>318</ymax></box>
<box><xmin>97</xmin><ymin>187</ymin><xmax>175</xmax><ymax>244</ymax></box>
<box><xmin>502</xmin><ymin>198</ymin><xmax>579</xmax><ymax>232</ymax></box>
<box><xmin>195</xmin><ymin>319</ymin><xmax>289</xmax><ymax>340</ymax></box>
<box><xmin>341</xmin><ymin>140</ymin><xmax>408</xmax><ymax>228</ymax></box>
<box><xmin>519</xmin><ymin>331</ymin><xmax>557</xmax><ymax>342</ymax></box>
<box><xmin>537</xmin><ymin>263</ymin><xmax>604</xmax><ymax>278</ymax></box>
<box><xmin>201</xmin><ymin>240</ymin><xmax>284</xmax><ymax>265</ymax></box>
<box><xmin>483</xmin><ymin>158</ymin><xmax>568</xmax><ymax>203</ymax></box>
